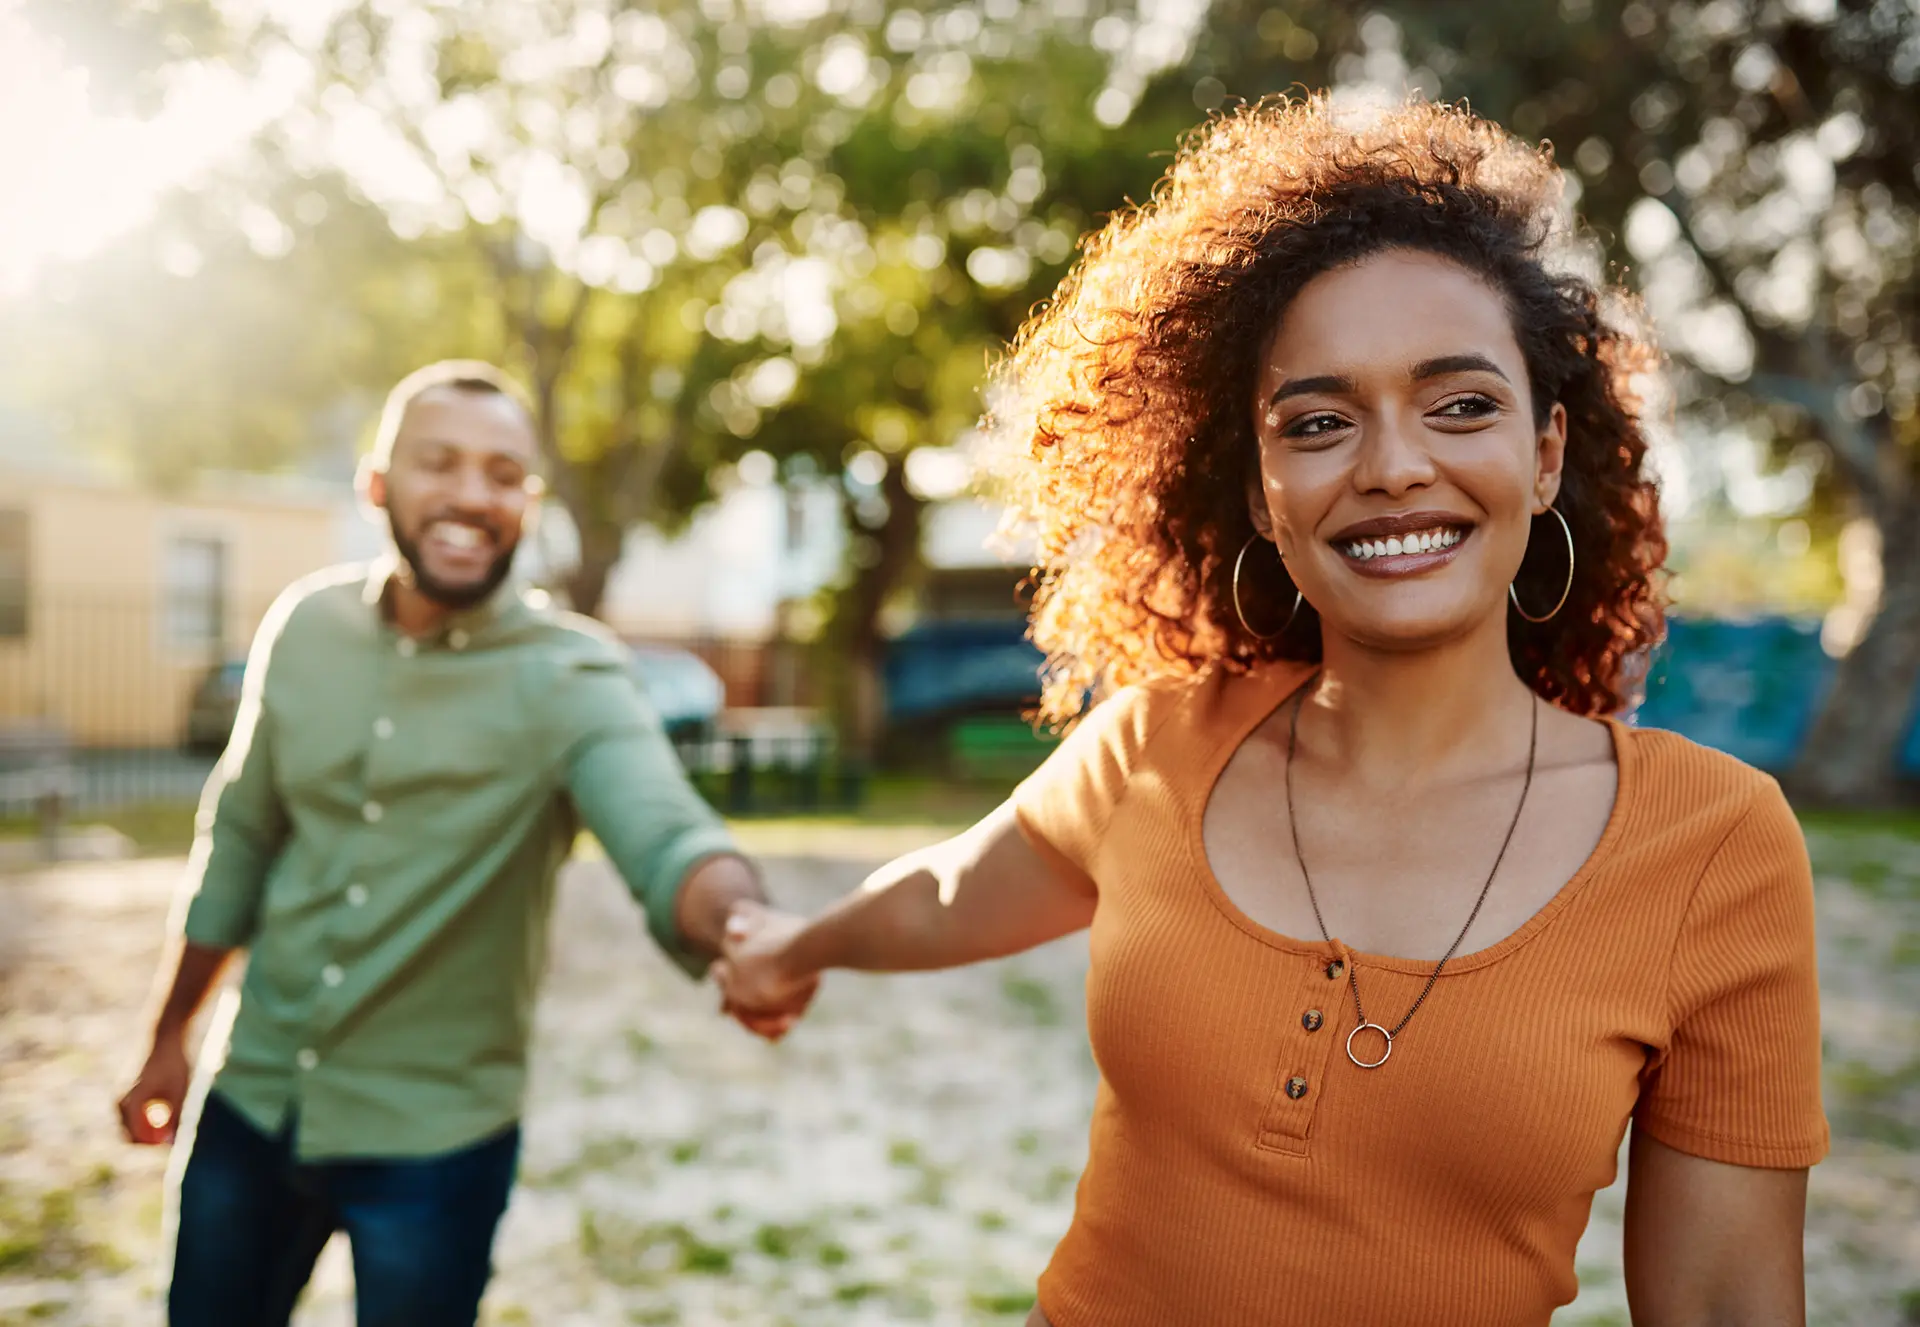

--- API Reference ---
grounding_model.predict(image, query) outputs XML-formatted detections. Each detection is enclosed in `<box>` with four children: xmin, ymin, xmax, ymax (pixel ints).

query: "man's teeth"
<box><xmin>1342</xmin><ymin>528</ymin><xmax>1463</xmax><ymax>560</ymax></box>
<box><xmin>429</xmin><ymin>522</ymin><xmax>488</xmax><ymax>551</ymax></box>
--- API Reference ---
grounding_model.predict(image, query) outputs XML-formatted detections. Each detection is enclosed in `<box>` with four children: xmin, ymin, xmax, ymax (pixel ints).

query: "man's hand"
<box><xmin>117</xmin><ymin>1033</ymin><xmax>191</xmax><ymax>1145</ymax></box>
<box><xmin>713</xmin><ymin>900</ymin><xmax>821</xmax><ymax>1041</ymax></box>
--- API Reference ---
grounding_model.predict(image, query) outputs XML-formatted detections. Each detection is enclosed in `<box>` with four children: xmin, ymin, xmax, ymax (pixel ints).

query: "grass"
<box><xmin>576</xmin><ymin>1214</ymin><xmax>737</xmax><ymax>1286</ymax></box>
<box><xmin>0</xmin><ymin>800</ymin><xmax>198</xmax><ymax>860</ymax></box>
<box><xmin>1000</xmin><ymin>973</ymin><xmax>1064</xmax><ymax>1027</ymax></box>
<box><xmin>0</xmin><ymin>1179</ymin><xmax>126</xmax><ymax>1281</ymax></box>
<box><xmin>1795</xmin><ymin>806</ymin><xmax>1920</xmax><ymax>840</ymax></box>
<box><xmin>969</xmin><ymin>1287</ymin><xmax>1039</xmax><ymax>1316</ymax></box>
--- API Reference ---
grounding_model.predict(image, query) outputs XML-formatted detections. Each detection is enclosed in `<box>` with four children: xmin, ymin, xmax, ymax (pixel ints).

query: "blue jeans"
<box><xmin>168</xmin><ymin>1091</ymin><xmax>519</xmax><ymax>1327</ymax></box>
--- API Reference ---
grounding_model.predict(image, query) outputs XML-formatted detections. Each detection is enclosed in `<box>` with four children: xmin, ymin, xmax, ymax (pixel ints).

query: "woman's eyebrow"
<box><xmin>1267</xmin><ymin>373</ymin><xmax>1356</xmax><ymax>406</ymax></box>
<box><xmin>1410</xmin><ymin>353</ymin><xmax>1510</xmax><ymax>383</ymax></box>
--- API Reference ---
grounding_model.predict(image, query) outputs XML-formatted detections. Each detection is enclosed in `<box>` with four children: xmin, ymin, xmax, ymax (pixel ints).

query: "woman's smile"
<box><xmin>1327</xmin><ymin>511</ymin><xmax>1476</xmax><ymax>578</ymax></box>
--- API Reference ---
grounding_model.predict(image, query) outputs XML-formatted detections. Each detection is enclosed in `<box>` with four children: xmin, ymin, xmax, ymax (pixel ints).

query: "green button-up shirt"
<box><xmin>181</xmin><ymin>560</ymin><xmax>737</xmax><ymax>1160</ymax></box>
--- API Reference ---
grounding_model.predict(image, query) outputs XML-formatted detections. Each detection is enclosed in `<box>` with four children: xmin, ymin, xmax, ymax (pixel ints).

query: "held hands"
<box><xmin>713</xmin><ymin>900</ymin><xmax>820</xmax><ymax>1041</ymax></box>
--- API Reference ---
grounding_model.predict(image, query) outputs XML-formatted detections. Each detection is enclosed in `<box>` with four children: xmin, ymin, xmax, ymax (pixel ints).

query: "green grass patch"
<box><xmin>752</xmin><ymin>1222</ymin><xmax>806</xmax><ymax>1261</ymax></box>
<box><xmin>0</xmin><ymin>1181</ymin><xmax>126</xmax><ymax>1279</ymax></box>
<box><xmin>1827</xmin><ymin>1056</ymin><xmax>1920</xmax><ymax>1148</ymax></box>
<box><xmin>522</xmin><ymin>1134</ymin><xmax>646</xmax><ymax>1188</ymax></box>
<box><xmin>1797</xmin><ymin>807</ymin><xmax>1920</xmax><ymax>841</ymax></box>
<box><xmin>1001</xmin><ymin>973</ymin><xmax>1063</xmax><ymax>1026</ymax></box>
<box><xmin>576</xmin><ymin>1213</ymin><xmax>735</xmax><ymax>1285</ymax></box>
<box><xmin>0</xmin><ymin>800</ymin><xmax>198</xmax><ymax>859</ymax></box>
<box><xmin>968</xmin><ymin>1287</ymin><xmax>1038</xmax><ymax>1316</ymax></box>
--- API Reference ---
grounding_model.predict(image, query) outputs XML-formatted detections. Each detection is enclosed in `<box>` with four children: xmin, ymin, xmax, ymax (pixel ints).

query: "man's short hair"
<box><xmin>369</xmin><ymin>360</ymin><xmax>538</xmax><ymax>469</ymax></box>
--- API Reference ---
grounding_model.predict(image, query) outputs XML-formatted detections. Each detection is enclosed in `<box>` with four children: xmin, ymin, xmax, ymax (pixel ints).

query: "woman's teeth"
<box><xmin>1342</xmin><ymin>527</ymin><xmax>1463</xmax><ymax>560</ymax></box>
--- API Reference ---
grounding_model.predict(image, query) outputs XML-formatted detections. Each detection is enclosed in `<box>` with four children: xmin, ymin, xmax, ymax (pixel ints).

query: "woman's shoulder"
<box><xmin>1090</xmin><ymin>660</ymin><xmax>1313</xmax><ymax>762</ymax></box>
<box><xmin>1617</xmin><ymin>721</ymin><xmax>1800</xmax><ymax>851</ymax></box>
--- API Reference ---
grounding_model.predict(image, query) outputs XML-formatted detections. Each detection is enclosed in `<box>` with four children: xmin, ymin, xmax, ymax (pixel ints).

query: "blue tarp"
<box><xmin>1636</xmin><ymin>617</ymin><xmax>1920</xmax><ymax>776</ymax></box>
<box><xmin>884</xmin><ymin>614</ymin><xmax>1920</xmax><ymax>776</ymax></box>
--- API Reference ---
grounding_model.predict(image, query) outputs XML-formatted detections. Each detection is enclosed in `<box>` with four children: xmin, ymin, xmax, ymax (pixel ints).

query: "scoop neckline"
<box><xmin>1183</xmin><ymin>666</ymin><xmax>1634</xmax><ymax>977</ymax></box>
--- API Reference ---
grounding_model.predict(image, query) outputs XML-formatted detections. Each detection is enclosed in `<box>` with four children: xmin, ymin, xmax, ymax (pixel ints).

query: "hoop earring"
<box><xmin>1509</xmin><ymin>505</ymin><xmax>1575</xmax><ymax>624</ymax></box>
<box><xmin>1233</xmin><ymin>535</ymin><xmax>1302</xmax><ymax>641</ymax></box>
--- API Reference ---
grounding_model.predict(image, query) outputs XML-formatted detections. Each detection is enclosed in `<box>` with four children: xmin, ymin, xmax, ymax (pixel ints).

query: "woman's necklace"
<box><xmin>1283</xmin><ymin>682</ymin><xmax>1539</xmax><ymax>1069</ymax></box>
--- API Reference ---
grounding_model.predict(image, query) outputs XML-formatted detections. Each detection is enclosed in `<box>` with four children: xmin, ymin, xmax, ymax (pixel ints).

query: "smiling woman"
<box><xmin>987</xmin><ymin>96</ymin><xmax>1667</xmax><ymax>725</ymax></box>
<box><xmin>713</xmin><ymin>94</ymin><xmax>1825</xmax><ymax>1327</ymax></box>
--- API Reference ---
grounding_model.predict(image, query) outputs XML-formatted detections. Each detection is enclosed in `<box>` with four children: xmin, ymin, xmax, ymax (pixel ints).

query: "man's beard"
<box><xmin>387</xmin><ymin>511</ymin><xmax>519</xmax><ymax>611</ymax></box>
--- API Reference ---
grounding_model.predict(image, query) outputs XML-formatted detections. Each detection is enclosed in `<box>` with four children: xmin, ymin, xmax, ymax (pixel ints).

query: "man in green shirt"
<box><xmin>115</xmin><ymin>361</ymin><xmax>807</xmax><ymax>1327</ymax></box>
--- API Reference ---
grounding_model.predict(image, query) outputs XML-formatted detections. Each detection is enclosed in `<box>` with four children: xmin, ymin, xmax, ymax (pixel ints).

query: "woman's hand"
<box><xmin>714</xmin><ymin>901</ymin><xmax>821</xmax><ymax>1041</ymax></box>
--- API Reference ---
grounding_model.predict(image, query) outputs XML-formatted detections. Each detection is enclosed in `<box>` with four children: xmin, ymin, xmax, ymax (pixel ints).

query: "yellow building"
<box><xmin>0</xmin><ymin>467</ymin><xmax>344</xmax><ymax>747</ymax></box>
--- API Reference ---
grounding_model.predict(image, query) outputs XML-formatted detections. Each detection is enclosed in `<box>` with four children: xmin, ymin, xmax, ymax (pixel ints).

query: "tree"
<box><xmin>0</xmin><ymin>164</ymin><xmax>478</xmax><ymax>488</ymax></box>
<box><xmin>740</xmin><ymin>7</ymin><xmax>1193</xmax><ymax>756</ymax></box>
<box><xmin>1179</xmin><ymin>0</ymin><xmax>1920</xmax><ymax>802</ymax></box>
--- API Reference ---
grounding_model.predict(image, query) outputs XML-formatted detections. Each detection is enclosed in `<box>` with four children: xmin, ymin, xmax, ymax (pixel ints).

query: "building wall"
<box><xmin>0</xmin><ymin>471</ymin><xmax>340</xmax><ymax>746</ymax></box>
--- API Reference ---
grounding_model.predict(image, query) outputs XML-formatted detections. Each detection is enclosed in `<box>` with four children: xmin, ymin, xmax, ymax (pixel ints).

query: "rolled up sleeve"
<box><xmin>180</xmin><ymin>596</ymin><xmax>294</xmax><ymax>949</ymax></box>
<box><xmin>556</xmin><ymin>651</ymin><xmax>737</xmax><ymax>978</ymax></box>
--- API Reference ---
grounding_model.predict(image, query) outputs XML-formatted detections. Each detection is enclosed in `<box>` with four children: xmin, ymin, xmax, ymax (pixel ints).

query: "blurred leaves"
<box><xmin>18</xmin><ymin>0</ymin><xmax>234</xmax><ymax>115</ymax></box>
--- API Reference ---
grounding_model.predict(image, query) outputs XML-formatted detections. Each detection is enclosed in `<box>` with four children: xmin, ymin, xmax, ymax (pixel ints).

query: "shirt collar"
<box><xmin>362</xmin><ymin>554</ymin><xmax>525</xmax><ymax>646</ymax></box>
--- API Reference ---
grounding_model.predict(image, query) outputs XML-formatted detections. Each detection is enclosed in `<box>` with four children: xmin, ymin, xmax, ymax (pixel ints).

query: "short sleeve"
<box><xmin>1635</xmin><ymin>781</ymin><xmax>1829</xmax><ymax>1169</ymax></box>
<box><xmin>1008</xmin><ymin>685</ymin><xmax>1167</xmax><ymax>893</ymax></box>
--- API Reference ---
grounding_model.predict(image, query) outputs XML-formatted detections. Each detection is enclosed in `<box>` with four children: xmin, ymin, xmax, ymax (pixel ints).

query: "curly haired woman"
<box><xmin>717</xmin><ymin>97</ymin><xmax>1826</xmax><ymax>1326</ymax></box>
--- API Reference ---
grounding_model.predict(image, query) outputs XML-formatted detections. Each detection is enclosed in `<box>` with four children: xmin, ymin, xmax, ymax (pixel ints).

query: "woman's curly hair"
<box><xmin>984</xmin><ymin>96</ymin><xmax>1668</xmax><ymax>726</ymax></box>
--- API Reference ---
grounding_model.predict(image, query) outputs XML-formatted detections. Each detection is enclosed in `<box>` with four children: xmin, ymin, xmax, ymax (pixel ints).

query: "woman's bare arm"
<box><xmin>715</xmin><ymin>801</ymin><xmax>1095</xmax><ymax>1022</ymax></box>
<box><xmin>1622</xmin><ymin>1128</ymin><xmax>1809</xmax><ymax>1326</ymax></box>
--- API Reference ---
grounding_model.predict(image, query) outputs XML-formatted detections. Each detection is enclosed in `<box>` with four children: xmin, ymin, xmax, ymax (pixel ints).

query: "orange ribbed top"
<box><xmin>1012</xmin><ymin>665</ymin><xmax>1827</xmax><ymax>1327</ymax></box>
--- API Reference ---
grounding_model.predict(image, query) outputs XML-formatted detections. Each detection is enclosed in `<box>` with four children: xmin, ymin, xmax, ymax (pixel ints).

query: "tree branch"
<box><xmin>1663</xmin><ymin>191</ymin><xmax>1892</xmax><ymax>505</ymax></box>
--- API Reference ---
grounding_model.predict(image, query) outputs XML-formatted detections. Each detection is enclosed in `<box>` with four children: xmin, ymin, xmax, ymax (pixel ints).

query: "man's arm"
<box><xmin>117</xmin><ymin>939</ymin><xmax>235</xmax><ymax>1144</ymax></box>
<box><xmin>118</xmin><ymin>600</ymin><xmax>293</xmax><ymax>1145</ymax></box>
<box><xmin>557</xmin><ymin>650</ymin><xmax>761</xmax><ymax>976</ymax></box>
<box><xmin>672</xmin><ymin>852</ymin><xmax>769</xmax><ymax>961</ymax></box>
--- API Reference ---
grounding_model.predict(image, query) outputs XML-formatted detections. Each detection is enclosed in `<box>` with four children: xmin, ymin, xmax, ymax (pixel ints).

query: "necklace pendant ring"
<box><xmin>1346</xmin><ymin>1022</ymin><xmax>1393</xmax><ymax>1069</ymax></box>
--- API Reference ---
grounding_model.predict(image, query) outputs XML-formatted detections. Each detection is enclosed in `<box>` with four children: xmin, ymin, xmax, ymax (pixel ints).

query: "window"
<box><xmin>163</xmin><ymin>536</ymin><xmax>227</xmax><ymax>651</ymax></box>
<box><xmin>0</xmin><ymin>509</ymin><xmax>26</xmax><ymax>639</ymax></box>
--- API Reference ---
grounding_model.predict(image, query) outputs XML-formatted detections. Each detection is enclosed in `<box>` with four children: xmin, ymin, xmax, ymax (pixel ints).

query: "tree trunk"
<box><xmin>563</xmin><ymin>515</ymin><xmax>627</xmax><ymax>620</ymax></box>
<box><xmin>838</xmin><ymin>459</ymin><xmax>925</xmax><ymax>763</ymax></box>
<box><xmin>1792</xmin><ymin>507</ymin><xmax>1920</xmax><ymax>806</ymax></box>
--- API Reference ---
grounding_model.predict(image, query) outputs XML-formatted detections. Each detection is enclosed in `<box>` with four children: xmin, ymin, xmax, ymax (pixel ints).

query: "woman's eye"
<box><xmin>1432</xmin><ymin>394</ymin><xmax>1499</xmax><ymax>420</ymax></box>
<box><xmin>1284</xmin><ymin>412</ymin><xmax>1349</xmax><ymax>439</ymax></box>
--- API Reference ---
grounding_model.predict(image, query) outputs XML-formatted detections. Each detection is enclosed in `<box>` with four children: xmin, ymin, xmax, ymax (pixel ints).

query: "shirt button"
<box><xmin>372</xmin><ymin>717</ymin><xmax>394</xmax><ymax>740</ymax></box>
<box><xmin>447</xmin><ymin>629</ymin><xmax>469</xmax><ymax>650</ymax></box>
<box><xmin>396</xmin><ymin>637</ymin><xmax>417</xmax><ymax>658</ymax></box>
<box><xmin>321</xmin><ymin>964</ymin><xmax>345</xmax><ymax>988</ymax></box>
<box><xmin>1325</xmin><ymin>959</ymin><xmax>1345</xmax><ymax>980</ymax></box>
<box><xmin>296</xmin><ymin>1048</ymin><xmax>319</xmax><ymax>1071</ymax></box>
<box><xmin>1302</xmin><ymin>1008</ymin><xmax>1324</xmax><ymax>1033</ymax></box>
<box><xmin>346</xmin><ymin>884</ymin><xmax>368</xmax><ymax>907</ymax></box>
<box><xmin>362</xmin><ymin>801</ymin><xmax>384</xmax><ymax>824</ymax></box>
<box><xmin>1285</xmin><ymin>1076</ymin><xmax>1309</xmax><ymax>1100</ymax></box>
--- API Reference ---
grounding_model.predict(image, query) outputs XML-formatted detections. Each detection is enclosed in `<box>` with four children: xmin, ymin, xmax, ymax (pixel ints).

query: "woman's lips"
<box><xmin>1332</xmin><ymin>523</ymin><xmax>1471</xmax><ymax>577</ymax></box>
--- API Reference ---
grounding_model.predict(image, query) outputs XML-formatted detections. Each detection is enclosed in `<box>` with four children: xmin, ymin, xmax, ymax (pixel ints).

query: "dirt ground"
<box><xmin>0</xmin><ymin>819</ymin><xmax>1914</xmax><ymax>1326</ymax></box>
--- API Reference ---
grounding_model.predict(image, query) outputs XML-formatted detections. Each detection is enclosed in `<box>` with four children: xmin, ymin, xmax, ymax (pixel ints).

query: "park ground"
<box><xmin>0</xmin><ymin>804</ymin><xmax>1915</xmax><ymax>1326</ymax></box>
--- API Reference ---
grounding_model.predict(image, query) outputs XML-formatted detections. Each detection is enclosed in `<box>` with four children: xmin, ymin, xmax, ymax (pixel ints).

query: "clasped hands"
<box><xmin>712</xmin><ymin>900</ymin><xmax>821</xmax><ymax>1041</ymax></box>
